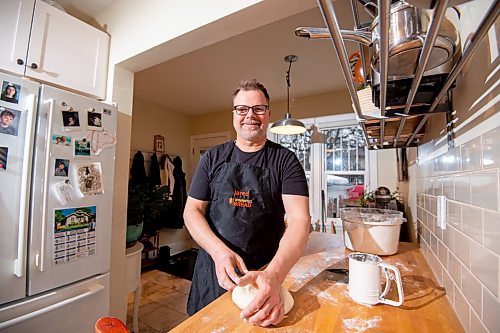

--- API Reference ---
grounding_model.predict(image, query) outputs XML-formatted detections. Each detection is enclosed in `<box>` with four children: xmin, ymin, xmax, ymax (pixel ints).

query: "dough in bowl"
<box><xmin>232</xmin><ymin>284</ymin><xmax>294</xmax><ymax>314</ymax></box>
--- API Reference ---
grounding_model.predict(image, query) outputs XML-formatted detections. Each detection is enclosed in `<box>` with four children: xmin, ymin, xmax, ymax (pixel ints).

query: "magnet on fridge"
<box><xmin>54</xmin><ymin>178</ymin><xmax>74</xmax><ymax>205</ymax></box>
<box><xmin>0</xmin><ymin>107</ymin><xmax>21</xmax><ymax>137</ymax></box>
<box><xmin>76</xmin><ymin>163</ymin><xmax>103</xmax><ymax>196</ymax></box>
<box><xmin>54</xmin><ymin>158</ymin><xmax>70</xmax><ymax>177</ymax></box>
<box><xmin>87</xmin><ymin>109</ymin><xmax>103</xmax><ymax>131</ymax></box>
<box><xmin>61</xmin><ymin>109</ymin><xmax>81</xmax><ymax>130</ymax></box>
<box><xmin>1</xmin><ymin>81</ymin><xmax>21</xmax><ymax>104</ymax></box>
<box><xmin>51</xmin><ymin>134</ymin><xmax>72</xmax><ymax>147</ymax></box>
<box><xmin>74</xmin><ymin>138</ymin><xmax>91</xmax><ymax>157</ymax></box>
<box><xmin>0</xmin><ymin>146</ymin><xmax>8</xmax><ymax>170</ymax></box>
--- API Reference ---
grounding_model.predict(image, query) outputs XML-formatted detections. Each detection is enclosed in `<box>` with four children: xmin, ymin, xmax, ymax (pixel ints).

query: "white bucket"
<box><xmin>340</xmin><ymin>208</ymin><xmax>406</xmax><ymax>256</ymax></box>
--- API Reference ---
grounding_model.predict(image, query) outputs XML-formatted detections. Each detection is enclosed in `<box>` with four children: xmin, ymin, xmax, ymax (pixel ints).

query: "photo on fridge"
<box><xmin>87</xmin><ymin>110</ymin><xmax>103</xmax><ymax>131</ymax></box>
<box><xmin>0</xmin><ymin>81</ymin><xmax>21</xmax><ymax>104</ymax></box>
<box><xmin>0</xmin><ymin>146</ymin><xmax>8</xmax><ymax>170</ymax></box>
<box><xmin>52</xmin><ymin>134</ymin><xmax>72</xmax><ymax>147</ymax></box>
<box><xmin>54</xmin><ymin>159</ymin><xmax>70</xmax><ymax>177</ymax></box>
<box><xmin>0</xmin><ymin>107</ymin><xmax>21</xmax><ymax>136</ymax></box>
<box><xmin>76</xmin><ymin>162</ymin><xmax>103</xmax><ymax>196</ymax></box>
<box><xmin>74</xmin><ymin>138</ymin><xmax>91</xmax><ymax>156</ymax></box>
<box><xmin>61</xmin><ymin>110</ymin><xmax>80</xmax><ymax>129</ymax></box>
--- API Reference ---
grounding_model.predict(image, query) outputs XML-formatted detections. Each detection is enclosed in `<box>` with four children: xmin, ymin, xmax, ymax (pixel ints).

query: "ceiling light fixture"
<box><xmin>270</xmin><ymin>55</ymin><xmax>307</xmax><ymax>135</ymax></box>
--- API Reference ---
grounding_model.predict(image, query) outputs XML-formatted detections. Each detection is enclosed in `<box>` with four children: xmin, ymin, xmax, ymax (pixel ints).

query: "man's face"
<box><xmin>1</xmin><ymin>114</ymin><xmax>13</xmax><ymax>127</ymax></box>
<box><xmin>233</xmin><ymin>90</ymin><xmax>270</xmax><ymax>142</ymax></box>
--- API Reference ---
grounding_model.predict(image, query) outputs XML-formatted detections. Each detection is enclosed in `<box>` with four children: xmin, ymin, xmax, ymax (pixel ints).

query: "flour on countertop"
<box><xmin>343</xmin><ymin>316</ymin><xmax>382</xmax><ymax>332</ymax></box>
<box><xmin>210</xmin><ymin>326</ymin><xmax>226</xmax><ymax>333</ymax></box>
<box><xmin>201</xmin><ymin>316</ymin><xmax>211</xmax><ymax>323</ymax></box>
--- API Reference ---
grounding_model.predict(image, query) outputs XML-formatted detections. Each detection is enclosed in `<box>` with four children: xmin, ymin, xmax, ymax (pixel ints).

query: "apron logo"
<box><xmin>229</xmin><ymin>189</ymin><xmax>253</xmax><ymax>208</ymax></box>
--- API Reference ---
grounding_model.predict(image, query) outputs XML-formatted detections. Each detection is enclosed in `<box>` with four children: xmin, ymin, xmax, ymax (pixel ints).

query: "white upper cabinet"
<box><xmin>0</xmin><ymin>0</ymin><xmax>110</xmax><ymax>99</ymax></box>
<box><xmin>0</xmin><ymin>0</ymin><xmax>35</xmax><ymax>74</ymax></box>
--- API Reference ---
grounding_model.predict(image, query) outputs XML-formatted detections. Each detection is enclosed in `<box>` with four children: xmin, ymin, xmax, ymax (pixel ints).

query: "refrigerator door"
<box><xmin>0</xmin><ymin>73</ymin><xmax>39</xmax><ymax>305</ymax></box>
<box><xmin>28</xmin><ymin>85</ymin><xmax>116</xmax><ymax>295</ymax></box>
<box><xmin>0</xmin><ymin>273</ymin><xmax>109</xmax><ymax>333</ymax></box>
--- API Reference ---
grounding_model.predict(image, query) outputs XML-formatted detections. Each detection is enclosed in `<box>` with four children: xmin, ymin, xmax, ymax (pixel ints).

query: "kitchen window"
<box><xmin>270</xmin><ymin>114</ymin><xmax>377</xmax><ymax>230</ymax></box>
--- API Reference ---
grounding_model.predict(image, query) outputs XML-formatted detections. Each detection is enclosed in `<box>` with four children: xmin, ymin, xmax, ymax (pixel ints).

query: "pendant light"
<box><xmin>270</xmin><ymin>55</ymin><xmax>307</xmax><ymax>135</ymax></box>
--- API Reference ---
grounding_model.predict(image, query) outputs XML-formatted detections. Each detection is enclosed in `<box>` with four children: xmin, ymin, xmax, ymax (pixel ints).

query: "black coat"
<box><xmin>164</xmin><ymin>156</ymin><xmax>187</xmax><ymax>229</ymax></box>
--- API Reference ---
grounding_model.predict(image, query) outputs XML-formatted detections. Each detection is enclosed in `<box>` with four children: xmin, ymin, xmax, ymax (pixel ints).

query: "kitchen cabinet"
<box><xmin>0</xmin><ymin>0</ymin><xmax>109</xmax><ymax>99</ymax></box>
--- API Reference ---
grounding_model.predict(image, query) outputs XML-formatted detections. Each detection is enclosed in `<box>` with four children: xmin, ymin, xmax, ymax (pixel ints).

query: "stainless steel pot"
<box><xmin>295</xmin><ymin>1</ymin><xmax>460</xmax><ymax>79</ymax></box>
<box><xmin>369</xmin><ymin>1</ymin><xmax>459</xmax><ymax>78</ymax></box>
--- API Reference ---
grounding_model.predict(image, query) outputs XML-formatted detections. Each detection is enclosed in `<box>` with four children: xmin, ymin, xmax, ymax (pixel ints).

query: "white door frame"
<box><xmin>190</xmin><ymin>131</ymin><xmax>231</xmax><ymax>177</ymax></box>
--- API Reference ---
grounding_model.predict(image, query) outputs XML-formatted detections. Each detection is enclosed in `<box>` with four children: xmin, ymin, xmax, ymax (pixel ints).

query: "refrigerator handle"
<box><xmin>14</xmin><ymin>94</ymin><xmax>38</xmax><ymax>277</ymax></box>
<box><xmin>36</xmin><ymin>99</ymin><xmax>55</xmax><ymax>272</ymax></box>
<box><xmin>0</xmin><ymin>284</ymin><xmax>105</xmax><ymax>330</ymax></box>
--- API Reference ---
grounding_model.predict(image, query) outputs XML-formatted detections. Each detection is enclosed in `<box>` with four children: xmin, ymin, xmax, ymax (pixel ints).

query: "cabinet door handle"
<box><xmin>30</xmin><ymin>63</ymin><xmax>38</xmax><ymax>69</ymax></box>
<box><xmin>17</xmin><ymin>59</ymin><xmax>24</xmax><ymax>65</ymax></box>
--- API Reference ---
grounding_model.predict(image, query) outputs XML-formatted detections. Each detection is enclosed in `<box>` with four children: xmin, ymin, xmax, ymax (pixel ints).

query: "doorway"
<box><xmin>190</xmin><ymin>132</ymin><xmax>231</xmax><ymax>176</ymax></box>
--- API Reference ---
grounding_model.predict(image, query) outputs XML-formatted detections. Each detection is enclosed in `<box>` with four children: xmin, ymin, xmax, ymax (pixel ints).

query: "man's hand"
<box><xmin>237</xmin><ymin>270</ymin><xmax>285</xmax><ymax>327</ymax></box>
<box><xmin>212</xmin><ymin>249</ymin><xmax>247</xmax><ymax>291</ymax></box>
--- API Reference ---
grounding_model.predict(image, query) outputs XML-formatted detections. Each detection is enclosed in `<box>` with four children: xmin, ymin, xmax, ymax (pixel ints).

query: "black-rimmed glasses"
<box><xmin>233</xmin><ymin>105</ymin><xmax>269</xmax><ymax>115</ymax></box>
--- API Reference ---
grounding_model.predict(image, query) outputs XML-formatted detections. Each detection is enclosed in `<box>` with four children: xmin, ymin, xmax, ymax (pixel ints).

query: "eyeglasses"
<box><xmin>233</xmin><ymin>105</ymin><xmax>269</xmax><ymax>115</ymax></box>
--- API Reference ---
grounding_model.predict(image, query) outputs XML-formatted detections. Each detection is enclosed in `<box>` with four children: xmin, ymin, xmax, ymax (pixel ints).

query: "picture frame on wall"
<box><xmin>154</xmin><ymin>135</ymin><xmax>165</xmax><ymax>153</ymax></box>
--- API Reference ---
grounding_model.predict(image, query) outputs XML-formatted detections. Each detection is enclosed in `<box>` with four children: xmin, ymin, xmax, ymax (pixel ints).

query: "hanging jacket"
<box><xmin>149</xmin><ymin>153</ymin><xmax>162</xmax><ymax>185</ymax></box>
<box><xmin>165</xmin><ymin>156</ymin><xmax>187</xmax><ymax>229</ymax></box>
<box><xmin>129</xmin><ymin>151</ymin><xmax>147</xmax><ymax>188</ymax></box>
<box><xmin>160</xmin><ymin>154</ymin><xmax>175</xmax><ymax>195</ymax></box>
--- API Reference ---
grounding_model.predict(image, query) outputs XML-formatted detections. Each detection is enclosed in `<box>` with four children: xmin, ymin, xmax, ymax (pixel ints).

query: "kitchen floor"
<box><xmin>126</xmin><ymin>270</ymin><xmax>191</xmax><ymax>333</ymax></box>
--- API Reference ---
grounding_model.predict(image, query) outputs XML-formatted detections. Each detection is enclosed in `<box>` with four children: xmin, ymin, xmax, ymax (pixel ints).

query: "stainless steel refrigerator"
<box><xmin>0</xmin><ymin>71</ymin><xmax>117</xmax><ymax>332</ymax></box>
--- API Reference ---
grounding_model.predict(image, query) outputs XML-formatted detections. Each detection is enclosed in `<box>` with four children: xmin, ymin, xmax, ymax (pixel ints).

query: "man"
<box><xmin>184</xmin><ymin>79</ymin><xmax>310</xmax><ymax>327</ymax></box>
<box><xmin>0</xmin><ymin>109</ymin><xmax>17</xmax><ymax>136</ymax></box>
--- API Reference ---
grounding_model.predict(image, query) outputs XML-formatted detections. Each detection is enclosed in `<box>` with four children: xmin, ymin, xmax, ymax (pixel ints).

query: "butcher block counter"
<box><xmin>169</xmin><ymin>232</ymin><xmax>463</xmax><ymax>332</ymax></box>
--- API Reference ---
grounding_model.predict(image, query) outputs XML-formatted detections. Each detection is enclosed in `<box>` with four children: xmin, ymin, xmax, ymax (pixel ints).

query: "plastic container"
<box><xmin>340</xmin><ymin>208</ymin><xmax>406</xmax><ymax>256</ymax></box>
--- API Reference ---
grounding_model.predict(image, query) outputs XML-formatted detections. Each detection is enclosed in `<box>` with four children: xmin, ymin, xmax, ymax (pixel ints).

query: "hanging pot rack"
<box><xmin>301</xmin><ymin>0</ymin><xmax>499</xmax><ymax>150</ymax></box>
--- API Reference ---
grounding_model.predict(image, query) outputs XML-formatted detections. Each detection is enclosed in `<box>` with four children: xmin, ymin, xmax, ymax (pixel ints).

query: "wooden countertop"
<box><xmin>169</xmin><ymin>232</ymin><xmax>464</xmax><ymax>332</ymax></box>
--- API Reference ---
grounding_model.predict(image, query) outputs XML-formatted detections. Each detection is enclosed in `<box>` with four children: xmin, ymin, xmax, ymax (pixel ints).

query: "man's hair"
<box><xmin>1</xmin><ymin>110</ymin><xmax>15</xmax><ymax>118</ymax></box>
<box><xmin>232</xmin><ymin>79</ymin><xmax>270</xmax><ymax>104</ymax></box>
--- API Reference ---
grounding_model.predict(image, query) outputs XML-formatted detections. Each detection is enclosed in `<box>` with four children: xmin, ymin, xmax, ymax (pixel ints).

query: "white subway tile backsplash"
<box><xmin>454</xmin><ymin>287</ymin><xmax>470</xmax><ymax>332</ymax></box>
<box><xmin>470</xmin><ymin>241</ymin><xmax>499</xmax><ymax>298</ymax></box>
<box><xmin>443</xmin><ymin>225</ymin><xmax>456</xmax><ymax>253</ymax></box>
<box><xmin>454</xmin><ymin>231</ymin><xmax>471</xmax><ymax>268</ymax></box>
<box><xmin>461</xmin><ymin>136</ymin><xmax>482</xmax><ymax>171</ymax></box>
<box><xmin>433</xmin><ymin>178</ymin><xmax>443</xmax><ymax>196</ymax></box>
<box><xmin>443</xmin><ymin>270</ymin><xmax>455</xmax><ymax>305</ymax></box>
<box><xmin>437</xmin><ymin>240</ymin><xmax>448</xmax><ymax>267</ymax></box>
<box><xmin>430</xmin><ymin>233</ymin><xmax>438</xmax><ymax>255</ymax></box>
<box><xmin>470</xmin><ymin>171</ymin><xmax>499</xmax><ymax>211</ymax></box>
<box><xmin>430</xmin><ymin>196</ymin><xmax>437</xmax><ymax>215</ymax></box>
<box><xmin>461</xmin><ymin>205</ymin><xmax>483</xmax><ymax>244</ymax></box>
<box><xmin>482</xmin><ymin>286</ymin><xmax>500</xmax><ymax>333</ymax></box>
<box><xmin>470</xmin><ymin>309</ymin><xmax>488</xmax><ymax>333</ymax></box>
<box><xmin>447</xmin><ymin>201</ymin><xmax>462</xmax><ymax>230</ymax></box>
<box><xmin>482</xmin><ymin>126</ymin><xmax>500</xmax><ymax>169</ymax></box>
<box><xmin>461</xmin><ymin>266</ymin><xmax>482</xmax><ymax>316</ymax></box>
<box><xmin>449</xmin><ymin>252</ymin><xmax>463</xmax><ymax>287</ymax></box>
<box><xmin>442</xmin><ymin>177</ymin><xmax>454</xmax><ymax>200</ymax></box>
<box><xmin>455</xmin><ymin>174</ymin><xmax>471</xmax><ymax>204</ymax></box>
<box><xmin>484</xmin><ymin>210</ymin><xmax>500</xmax><ymax>255</ymax></box>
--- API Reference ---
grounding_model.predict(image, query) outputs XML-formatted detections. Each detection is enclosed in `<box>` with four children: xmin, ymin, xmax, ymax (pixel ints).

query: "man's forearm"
<box><xmin>263</xmin><ymin>218</ymin><xmax>310</xmax><ymax>284</ymax></box>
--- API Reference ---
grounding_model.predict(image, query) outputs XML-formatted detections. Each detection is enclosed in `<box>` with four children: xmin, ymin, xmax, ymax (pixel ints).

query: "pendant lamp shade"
<box><xmin>270</xmin><ymin>55</ymin><xmax>307</xmax><ymax>135</ymax></box>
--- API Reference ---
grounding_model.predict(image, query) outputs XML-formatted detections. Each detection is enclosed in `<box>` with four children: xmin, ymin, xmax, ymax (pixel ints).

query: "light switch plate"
<box><xmin>437</xmin><ymin>196</ymin><xmax>447</xmax><ymax>230</ymax></box>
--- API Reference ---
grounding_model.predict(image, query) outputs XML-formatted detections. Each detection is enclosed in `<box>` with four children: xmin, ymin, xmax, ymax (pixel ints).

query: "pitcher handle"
<box><xmin>378</xmin><ymin>262</ymin><xmax>404</xmax><ymax>306</ymax></box>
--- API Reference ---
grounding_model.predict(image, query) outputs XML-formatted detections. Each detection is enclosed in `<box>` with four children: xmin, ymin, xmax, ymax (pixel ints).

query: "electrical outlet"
<box><xmin>437</xmin><ymin>196</ymin><xmax>447</xmax><ymax>230</ymax></box>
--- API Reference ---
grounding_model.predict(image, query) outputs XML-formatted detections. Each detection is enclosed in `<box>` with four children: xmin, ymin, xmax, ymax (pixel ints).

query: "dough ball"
<box><xmin>232</xmin><ymin>284</ymin><xmax>294</xmax><ymax>314</ymax></box>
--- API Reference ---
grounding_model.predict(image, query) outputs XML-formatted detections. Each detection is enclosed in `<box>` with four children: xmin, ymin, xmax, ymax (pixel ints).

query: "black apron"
<box><xmin>187</xmin><ymin>141</ymin><xmax>285</xmax><ymax>315</ymax></box>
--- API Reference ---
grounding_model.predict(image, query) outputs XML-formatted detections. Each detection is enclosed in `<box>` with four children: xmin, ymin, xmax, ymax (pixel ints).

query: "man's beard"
<box><xmin>237</xmin><ymin>127</ymin><xmax>265</xmax><ymax>141</ymax></box>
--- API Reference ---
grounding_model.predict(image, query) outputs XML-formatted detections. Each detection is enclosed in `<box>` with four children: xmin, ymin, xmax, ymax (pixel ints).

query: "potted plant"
<box><xmin>126</xmin><ymin>183</ymin><xmax>171</xmax><ymax>247</ymax></box>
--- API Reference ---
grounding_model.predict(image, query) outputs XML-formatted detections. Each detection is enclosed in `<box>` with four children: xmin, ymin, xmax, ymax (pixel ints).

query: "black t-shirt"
<box><xmin>189</xmin><ymin>140</ymin><xmax>309</xmax><ymax>202</ymax></box>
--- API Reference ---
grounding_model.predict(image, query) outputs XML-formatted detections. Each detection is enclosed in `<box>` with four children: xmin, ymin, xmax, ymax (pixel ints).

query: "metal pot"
<box><xmin>369</xmin><ymin>1</ymin><xmax>460</xmax><ymax>78</ymax></box>
<box><xmin>295</xmin><ymin>1</ymin><xmax>460</xmax><ymax>79</ymax></box>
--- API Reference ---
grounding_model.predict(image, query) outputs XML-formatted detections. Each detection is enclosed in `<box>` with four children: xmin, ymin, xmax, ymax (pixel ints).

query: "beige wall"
<box><xmin>131</xmin><ymin>97</ymin><xmax>192</xmax><ymax>180</ymax></box>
